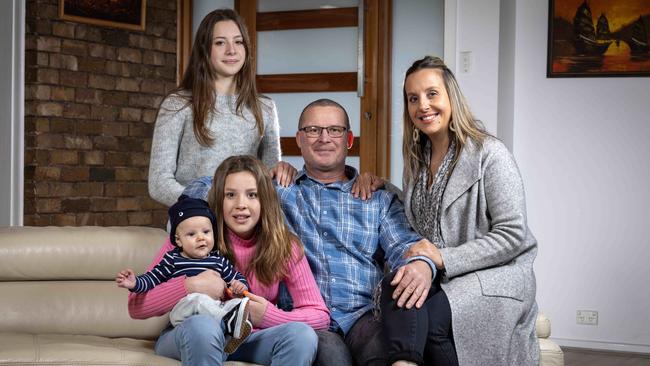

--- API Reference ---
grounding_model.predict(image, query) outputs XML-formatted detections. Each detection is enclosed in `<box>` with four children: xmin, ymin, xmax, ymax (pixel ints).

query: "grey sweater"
<box><xmin>148</xmin><ymin>93</ymin><xmax>281</xmax><ymax>206</ymax></box>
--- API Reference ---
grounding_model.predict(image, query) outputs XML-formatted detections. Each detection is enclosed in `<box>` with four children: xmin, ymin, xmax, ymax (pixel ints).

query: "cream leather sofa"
<box><xmin>0</xmin><ymin>226</ymin><xmax>257</xmax><ymax>366</ymax></box>
<box><xmin>0</xmin><ymin>226</ymin><xmax>563</xmax><ymax>366</ymax></box>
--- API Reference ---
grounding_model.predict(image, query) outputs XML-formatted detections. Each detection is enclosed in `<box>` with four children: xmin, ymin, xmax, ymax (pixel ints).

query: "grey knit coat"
<box><xmin>402</xmin><ymin>136</ymin><xmax>539</xmax><ymax>366</ymax></box>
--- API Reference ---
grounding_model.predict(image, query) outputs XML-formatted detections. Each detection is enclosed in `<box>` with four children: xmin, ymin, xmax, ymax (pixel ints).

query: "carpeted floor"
<box><xmin>564</xmin><ymin>347</ymin><xmax>650</xmax><ymax>366</ymax></box>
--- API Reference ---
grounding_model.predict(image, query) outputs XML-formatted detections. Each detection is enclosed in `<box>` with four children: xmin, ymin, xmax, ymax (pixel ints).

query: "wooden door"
<box><xmin>236</xmin><ymin>0</ymin><xmax>391</xmax><ymax>176</ymax></box>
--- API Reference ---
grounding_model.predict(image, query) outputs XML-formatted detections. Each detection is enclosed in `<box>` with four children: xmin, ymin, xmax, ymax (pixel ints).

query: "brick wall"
<box><xmin>24</xmin><ymin>0</ymin><xmax>177</xmax><ymax>228</ymax></box>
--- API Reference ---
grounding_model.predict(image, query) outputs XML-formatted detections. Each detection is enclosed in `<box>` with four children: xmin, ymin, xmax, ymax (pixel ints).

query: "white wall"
<box><xmin>496</xmin><ymin>0</ymin><xmax>515</xmax><ymax>149</ymax></box>
<box><xmin>192</xmin><ymin>0</ymin><xmax>233</xmax><ymax>38</ymax></box>
<box><xmin>513</xmin><ymin>1</ymin><xmax>650</xmax><ymax>353</ymax></box>
<box><xmin>453</xmin><ymin>0</ymin><xmax>500</xmax><ymax>136</ymax></box>
<box><xmin>390</xmin><ymin>0</ymin><xmax>444</xmax><ymax>187</ymax></box>
<box><xmin>454</xmin><ymin>0</ymin><xmax>650</xmax><ymax>353</ymax></box>
<box><xmin>0</xmin><ymin>0</ymin><xmax>24</xmax><ymax>226</ymax></box>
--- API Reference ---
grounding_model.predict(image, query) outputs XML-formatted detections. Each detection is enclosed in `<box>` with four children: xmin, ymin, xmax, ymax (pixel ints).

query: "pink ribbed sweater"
<box><xmin>128</xmin><ymin>231</ymin><xmax>330</xmax><ymax>330</ymax></box>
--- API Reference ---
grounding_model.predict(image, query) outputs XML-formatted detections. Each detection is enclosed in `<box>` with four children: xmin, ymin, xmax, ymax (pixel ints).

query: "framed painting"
<box><xmin>547</xmin><ymin>0</ymin><xmax>650</xmax><ymax>77</ymax></box>
<box><xmin>59</xmin><ymin>0</ymin><xmax>147</xmax><ymax>31</ymax></box>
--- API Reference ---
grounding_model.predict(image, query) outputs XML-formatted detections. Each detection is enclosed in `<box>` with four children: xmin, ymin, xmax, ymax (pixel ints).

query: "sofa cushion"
<box><xmin>0</xmin><ymin>281</ymin><xmax>168</xmax><ymax>339</ymax></box>
<box><xmin>0</xmin><ymin>226</ymin><xmax>166</xmax><ymax>281</ymax></box>
<box><xmin>0</xmin><ymin>333</ymin><xmax>261</xmax><ymax>366</ymax></box>
<box><xmin>0</xmin><ymin>333</ymin><xmax>179</xmax><ymax>366</ymax></box>
<box><xmin>0</xmin><ymin>226</ymin><xmax>170</xmax><ymax>340</ymax></box>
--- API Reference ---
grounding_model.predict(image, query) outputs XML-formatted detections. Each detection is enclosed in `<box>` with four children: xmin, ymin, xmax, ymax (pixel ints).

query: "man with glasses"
<box><xmin>183</xmin><ymin>99</ymin><xmax>435</xmax><ymax>366</ymax></box>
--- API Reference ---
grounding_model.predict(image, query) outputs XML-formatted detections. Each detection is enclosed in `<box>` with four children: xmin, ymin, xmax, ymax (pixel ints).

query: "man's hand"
<box><xmin>270</xmin><ymin>161</ymin><xmax>298</xmax><ymax>187</ymax></box>
<box><xmin>184</xmin><ymin>270</ymin><xmax>226</xmax><ymax>300</ymax></box>
<box><xmin>115</xmin><ymin>268</ymin><xmax>136</xmax><ymax>289</ymax></box>
<box><xmin>245</xmin><ymin>292</ymin><xmax>269</xmax><ymax>327</ymax></box>
<box><xmin>391</xmin><ymin>260</ymin><xmax>432</xmax><ymax>309</ymax></box>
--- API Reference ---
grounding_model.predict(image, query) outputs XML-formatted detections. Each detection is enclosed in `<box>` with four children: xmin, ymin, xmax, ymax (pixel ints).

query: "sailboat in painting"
<box><xmin>572</xmin><ymin>0</ymin><xmax>611</xmax><ymax>55</ymax></box>
<box><xmin>596</xmin><ymin>13</ymin><xmax>611</xmax><ymax>40</ymax></box>
<box><xmin>629</xmin><ymin>16</ymin><xmax>649</xmax><ymax>54</ymax></box>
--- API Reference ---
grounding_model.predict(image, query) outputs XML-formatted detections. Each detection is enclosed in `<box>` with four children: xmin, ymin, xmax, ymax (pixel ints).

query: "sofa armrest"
<box><xmin>536</xmin><ymin>312</ymin><xmax>552</xmax><ymax>338</ymax></box>
<box><xmin>537</xmin><ymin>312</ymin><xmax>564</xmax><ymax>366</ymax></box>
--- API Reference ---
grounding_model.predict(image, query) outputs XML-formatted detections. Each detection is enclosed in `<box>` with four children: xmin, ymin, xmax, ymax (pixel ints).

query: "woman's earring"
<box><xmin>413</xmin><ymin>127</ymin><xmax>420</xmax><ymax>143</ymax></box>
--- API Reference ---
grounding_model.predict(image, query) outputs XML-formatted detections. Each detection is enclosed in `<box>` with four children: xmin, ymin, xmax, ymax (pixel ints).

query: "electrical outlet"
<box><xmin>576</xmin><ymin>310</ymin><xmax>598</xmax><ymax>325</ymax></box>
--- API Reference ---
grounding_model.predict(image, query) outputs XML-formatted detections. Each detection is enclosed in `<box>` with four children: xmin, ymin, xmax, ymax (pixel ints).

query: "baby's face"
<box><xmin>175</xmin><ymin>216</ymin><xmax>214</xmax><ymax>259</ymax></box>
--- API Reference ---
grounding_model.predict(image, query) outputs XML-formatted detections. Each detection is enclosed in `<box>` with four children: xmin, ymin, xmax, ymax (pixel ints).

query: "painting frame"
<box><xmin>59</xmin><ymin>0</ymin><xmax>147</xmax><ymax>32</ymax></box>
<box><xmin>547</xmin><ymin>0</ymin><xmax>650</xmax><ymax>78</ymax></box>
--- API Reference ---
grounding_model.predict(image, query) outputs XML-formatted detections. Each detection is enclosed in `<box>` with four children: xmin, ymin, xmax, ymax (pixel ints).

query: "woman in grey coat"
<box><xmin>377</xmin><ymin>56</ymin><xmax>539</xmax><ymax>366</ymax></box>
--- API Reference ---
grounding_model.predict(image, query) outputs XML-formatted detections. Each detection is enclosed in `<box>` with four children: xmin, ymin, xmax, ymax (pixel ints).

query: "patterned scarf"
<box><xmin>410</xmin><ymin>138</ymin><xmax>457</xmax><ymax>247</ymax></box>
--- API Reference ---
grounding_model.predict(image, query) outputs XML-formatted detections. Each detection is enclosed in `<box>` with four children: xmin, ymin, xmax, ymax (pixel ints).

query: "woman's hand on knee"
<box><xmin>184</xmin><ymin>270</ymin><xmax>226</xmax><ymax>300</ymax></box>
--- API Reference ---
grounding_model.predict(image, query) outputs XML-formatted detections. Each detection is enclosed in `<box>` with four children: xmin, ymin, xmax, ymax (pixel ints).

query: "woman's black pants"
<box><xmin>380</xmin><ymin>270</ymin><xmax>459</xmax><ymax>366</ymax></box>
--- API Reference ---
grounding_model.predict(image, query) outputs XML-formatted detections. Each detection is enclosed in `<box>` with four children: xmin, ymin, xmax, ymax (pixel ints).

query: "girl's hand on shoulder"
<box><xmin>115</xmin><ymin>268</ymin><xmax>136</xmax><ymax>289</ymax></box>
<box><xmin>184</xmin><ymin>270</ymin><xmax>226</xmax><ymax>300</ymax></box>
<box><xmin>270</xmin><ymin>161</ymin><xmax>297</xmax><ymax>187</ymax></box>
<box><xmin>352</xmin><ymin>173</ymin><xmax>385</xmax><ymax>200</ymax></box>
<box><xmin>245</xmin><ymin>292</ymin><xmax>269</xmax><ymax>327</ymax></box>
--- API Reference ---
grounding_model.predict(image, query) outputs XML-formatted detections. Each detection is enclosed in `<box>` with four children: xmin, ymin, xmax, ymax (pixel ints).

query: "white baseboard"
<box><xmin>553</xmin><ymin>337</ymin><xmax>650</xmax><ymax>354</ymax></box>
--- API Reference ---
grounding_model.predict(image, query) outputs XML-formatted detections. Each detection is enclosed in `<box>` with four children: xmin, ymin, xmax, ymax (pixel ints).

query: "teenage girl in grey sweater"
<box><xmin>149</xmin><ymin>9</ymin><xmax>281</xmax><ymax>206</ymax></box>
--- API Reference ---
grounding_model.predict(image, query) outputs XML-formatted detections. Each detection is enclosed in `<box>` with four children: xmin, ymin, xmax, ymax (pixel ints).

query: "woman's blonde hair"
<box><xmin>402</xmin><ymin>55</ymin><xmax>487</xmax><ymax>186</ymax></box>
<box><xmin>175</xmin><ymin>8</ymin><xmax>265</xmax><ymax>146</ymax></box>
<box><xmin>207</xmin><ymin>155</ymin><xmax>301</xmax><ymax>285</ymax></box>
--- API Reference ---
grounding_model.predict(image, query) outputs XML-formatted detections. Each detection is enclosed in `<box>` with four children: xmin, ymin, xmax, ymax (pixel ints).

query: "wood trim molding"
<box><xmin>281</xmin><ymin>137</ymin><xmax>360</xmax><ymax>156</ymax></box>
<box><xmin>359</xmin><ymin>0</ymin><xmax>391</xmax><ymax>177</ymax></box>
<box><xmin>257</xmin><ymin>7</ymin><xmax>357</xmax><ymax>31</ymax></box>
<box><xmin>375</xmin><ymin>0</ymin><xmax>392</xmax><ymax>177</ymax></box>
<box><xmin>257</xmin><ymin>72</ymin><xmax>357</xmax><ymax>93</ymax></box>
<box><xmin>176</xmin><ymin>0</ymin><xmax>192</xmax><ymax>84</ymax></box>
<box><xmin>235</xmin><ymin>0</ymin><xmax>258</xmax><ymax>75</ymax></box>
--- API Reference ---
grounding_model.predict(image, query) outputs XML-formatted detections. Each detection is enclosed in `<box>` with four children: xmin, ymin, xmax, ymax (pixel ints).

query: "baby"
<box><xmin>116</xmin><ymin>196</ymin><xmax>251</xmax><ymax>353</ymax></box>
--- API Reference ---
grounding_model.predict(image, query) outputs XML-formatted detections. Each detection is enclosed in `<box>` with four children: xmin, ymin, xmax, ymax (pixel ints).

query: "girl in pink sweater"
<box><xmin>129</xmin><ymin>155</ymin><xmax>329</xmax><ymax>366</ymax></box>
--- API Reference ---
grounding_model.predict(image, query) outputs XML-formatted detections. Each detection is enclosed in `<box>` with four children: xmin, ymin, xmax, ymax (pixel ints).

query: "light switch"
<box><xmin>460</xmin><ymin>51</ymin><xmax>472</xmax><ymax>74</ymax></box>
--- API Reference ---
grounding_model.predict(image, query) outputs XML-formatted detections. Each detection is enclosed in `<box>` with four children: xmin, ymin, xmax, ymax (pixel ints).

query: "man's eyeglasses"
<box><xmin>299</xmin><ymin>126</ymin><xmax>348</xmax><ymax>138</ymax></box>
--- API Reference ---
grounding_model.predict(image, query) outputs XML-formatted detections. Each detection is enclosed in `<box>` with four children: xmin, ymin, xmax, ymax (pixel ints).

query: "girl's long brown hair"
<box><xmin>175</xmin><ymin>8</ymin><xmax>265</xmax><ymax>146</ymax></box>
<box><xmin>207</xmin><ymin>155</ymin><xmax>301</xmax><ymax>286</ymax></box>
<box><xmin>402</xmin><ymin>55</ymin><xmax>488</xmax><ymax>187</ymax></box>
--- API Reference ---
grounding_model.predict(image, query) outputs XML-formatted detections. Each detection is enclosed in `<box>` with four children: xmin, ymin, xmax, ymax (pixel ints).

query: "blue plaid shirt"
<box><xmin>276</xmin><ymin>166</ymin><xmax>426</xmax><ymax>333</ymax></box>
<box><xmin>183</xmin><ymin>166</ymin><xmax>429</xmax><ymax>334</ymax></box>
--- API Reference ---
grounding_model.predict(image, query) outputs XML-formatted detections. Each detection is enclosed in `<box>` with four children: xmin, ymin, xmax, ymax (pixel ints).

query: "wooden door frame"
<box><xmin>179</xmin><ymin>1</ymin><xmax>391</xmax><ymax>177</ymax></box>
<box><xmin>176</xmin><ymin>0</ymin><xmax>192</xmax><ymax>84</ymax></box>
<box><xmin>360</xmin><ymin>0</ymin><xmax>391</xmax><ymax>178</ymax></box>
